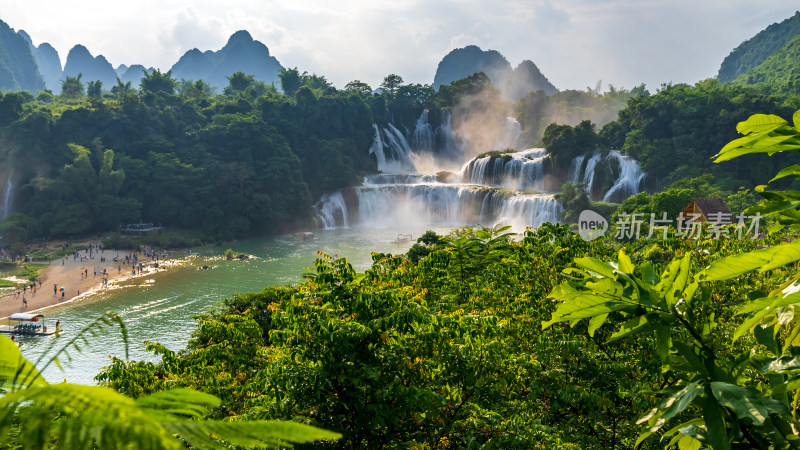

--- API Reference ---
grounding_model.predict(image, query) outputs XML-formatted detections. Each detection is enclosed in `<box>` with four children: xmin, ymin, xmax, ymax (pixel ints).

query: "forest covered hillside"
<box><xmin>717</xmin><ymin>11</ymin><xmax>800</xmax><ymax>82</ymax></box>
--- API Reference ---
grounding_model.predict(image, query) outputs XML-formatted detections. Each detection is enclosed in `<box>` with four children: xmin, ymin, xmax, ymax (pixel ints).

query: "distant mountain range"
<box><xmin>432</xmin><ymin>45</ymin><xmax>557</xmax><ymax>100</ymax></box>
<box><xmin>2</xmin><ymin>11</ymin><xmax>799</xmax><ymax>98</ymax></box>
<box><xmin>0</xmin><ymin>21</ymin><xmax>285</xmax><ymax>94</ymax></box>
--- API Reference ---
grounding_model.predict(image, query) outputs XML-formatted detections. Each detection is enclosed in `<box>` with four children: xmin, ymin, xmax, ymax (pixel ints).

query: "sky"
<box><xmin>2</xmin><ymin>1</ymin><xmax>799</xmax><ymax>92</ymax></box>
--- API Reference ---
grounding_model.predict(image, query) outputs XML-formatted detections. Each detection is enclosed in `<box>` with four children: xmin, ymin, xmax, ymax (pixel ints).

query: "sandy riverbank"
<box><xmin>0</xmin><ymin>245</ymin><xmax>186</xmax><ymax>320</ymax></box>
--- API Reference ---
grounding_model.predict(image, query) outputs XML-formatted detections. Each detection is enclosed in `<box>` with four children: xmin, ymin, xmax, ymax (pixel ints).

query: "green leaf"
<box><xmin>135</xmin><ymin>388</ymin><xmax>221</xmax><ymax>420</ymax></box>
<box><xmin>710</xmin><ymin>381</ymin><xmax>786</xmax><ymax>426</ymax></box>
<box><xmin>656</xmin><ymin>325</ymin><xmax>671</xmax><ymax>361</ymax></box>
<box><xmin>608</xmin><ymin>315</ymin><xmax>655</xmax><ymax>342</ymax></box>
<box><xmin>673</xmin><ymin>341</ymin><xmax>709</xmax><ymax>376</ymax></box>
<box><xmin>713</xmin><ymin>132</ymin><xmax>800</xmax><ymax>162</ymax></box>
<box><xmin>755</xmin><ymin>356</ymin><xmax>800</xmax><ymax>374</ymax></box>
<box><xmin>666</xmin><ymin>255</ymin><xmax>692</xmax><ymax>307</ymax></box>
<box><xmin>702</xmin><ymin>241</ymin><xmax>800</xmax><ymax>281</ymax></box>
<box><xmin>0</xmin><ymin>335</ymin><xmax>47</xmax><ymax>390</ymax></box>
<box><xmin>573</xmin><ymin>257</ymin><xmax>618</xmax><ymax>278</ymax></box>
<box><xmin>618</xmin><ymin>249</ymin><xmax>634</xmax><ymax>274</ymax></box>
<box><xmin>640</xmin><ymin>262</ymin><xmax>658</xmax><ymax>285</ymax></box>
<box><xmin>543</xmin><ymin>283</ymin><xmax>634</xmax><ymax>329</ymax></box>
<box><xmin>771</xmin><ymin>377</ymin><xmax>800</xmax><ymax>395</ymax></box>
<box><xmin>699</xmin><ymin>394</ymin><xmax>731</xmax><ymax>450</ymax></box>
<box><xmin>637</xmin><ymin>381</ymin><xmax>703</xmax><ymax>432</ymax></box>
<box><xmin>587</xmin><ymin>313</ymin><xmax>608</xmax><ymax>337</ymax></box>
<box><xmin>165</xmin><ymin>420</ymin><xmax>342</xmax><ymax>449</ymax></box>
<box><xmin>737</xmin><ymin>114</ymin><xmax>788</xmax><ymax>134</ymax></box>
<box><xmin>770</xmin><ymin>165</ymin><xmax>800</xmax><ymax>183</ymax></box>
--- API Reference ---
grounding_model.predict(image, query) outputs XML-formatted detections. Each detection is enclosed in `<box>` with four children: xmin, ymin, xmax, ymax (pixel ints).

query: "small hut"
<box><xmin>680</xmin><ymin>198</ymin><xmax>733</xmax><ymax>224</ymax></box>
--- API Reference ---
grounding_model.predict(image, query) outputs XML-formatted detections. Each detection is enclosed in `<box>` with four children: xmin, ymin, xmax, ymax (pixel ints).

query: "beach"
<box><xmin>0</xmin><ymin>245</ymin><xmax>182</xmax><ymax>320</ymax></box>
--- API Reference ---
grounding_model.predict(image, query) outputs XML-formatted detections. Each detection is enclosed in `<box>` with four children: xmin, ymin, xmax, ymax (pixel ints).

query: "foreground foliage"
<box><xmin>547</xmin><ymin>110</ymin><xmax>800</xmax><ymax>448</ymax></box>
<box><xmin>0</xmin><ymin>312</ymin><xmax>340</xmax><ymax>449</ymax></box>
<box><xmin>97</xmin><ymin>223</ymin><xmax>787</xmax><ymax>449</ymax></box>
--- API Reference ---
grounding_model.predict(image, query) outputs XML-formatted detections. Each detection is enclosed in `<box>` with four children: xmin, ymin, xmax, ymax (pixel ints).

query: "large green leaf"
<box><xmin>637</xmin><ymin>381</ymin><xmax>703</xmax><ymax>432</ymax></box>
<box><xmin>710</xmin><ymin>382</ymin><xmax>786</xmax><ymax>426</ymax></box>
<box><xmin>543</xmin><ymin>283</ymin><xmax>634</xmax><ymax>329</ymax></box>
<box><xmin>770</xmin><ymin>165</ymin><xmax>800</xmax><ymax>183</ymax></box>
<box><xmin>713</xmin><ymin>132</ymin><xmax>800</xmax><ymax>162</ymax></box>
<box><xmin>736</xmin><ymin>114</ymin><xmax>788</xmax><ymax>134</ymax></box>
<box><xmin>135</xmin><ymin>388</ymin><xmax>220</xmax><ymax>420</ymax></box>
<box><xmin>702</xmin><ymin>240</ymin><xmax>800</xmax><ymax>281</ymax></box>
<box><xmin>0</xmin><ymin>335</ymin><xmax>47</xmax><ymax>390</ymax></box>
<box><xmin>699</xmin><ymin>394</ymin><xmax>731</xmax><ymax>450</ymax></box>
<box><xmin>573</xmin><ymin>257</ymin><xmax>618</xmax><ymax>278</ymax></box>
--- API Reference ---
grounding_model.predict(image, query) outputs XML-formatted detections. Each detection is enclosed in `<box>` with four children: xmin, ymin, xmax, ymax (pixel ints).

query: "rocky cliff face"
<box><xmin>170</xmin><ymin>30</ymin><xmax>283</xmax><ymax>90</ymax></box>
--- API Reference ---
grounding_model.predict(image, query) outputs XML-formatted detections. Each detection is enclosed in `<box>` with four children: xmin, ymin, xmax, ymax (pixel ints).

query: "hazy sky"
<box><xmin>2</xmin><ymin>1</ymin><xmax>798</xmax><ymax>92</ymax></box>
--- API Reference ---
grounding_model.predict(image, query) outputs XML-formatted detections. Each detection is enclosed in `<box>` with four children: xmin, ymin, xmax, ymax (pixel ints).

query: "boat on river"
<box><xmin>0</xmin><ymin>313</ymin><xmax>56</xmax><ymax>336</ymax></box>
<box><xmin>393</xmin><ymin>234</ymin><xmax>413</xmax><ymax>244</ymax></box>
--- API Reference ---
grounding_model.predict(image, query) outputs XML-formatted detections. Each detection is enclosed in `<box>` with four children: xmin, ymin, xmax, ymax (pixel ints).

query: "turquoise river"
<box><xmin>16</xmin><ymin>227</ymin><xmax>437</xmax><ymax>385</ymax></box>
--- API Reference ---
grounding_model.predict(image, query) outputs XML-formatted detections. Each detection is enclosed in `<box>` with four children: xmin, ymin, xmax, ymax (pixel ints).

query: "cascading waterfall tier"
<box><xmin>564</xmin><ymin>150</ymin><xmax>646</xmax><ymax>202</ymax></box>
<box><xmin>602</xmin><ymin>150</ymin><xmax>646</xmax><ymax>203</ymax></box>
<box><xmin>314</xmin><ymin>181</ymin><xmax>561</xmax><ymax>231</ymax></box>
<box><xmin>459</xmin><ymin>148</ymin><xmax>548</xmax><ymax>191</ymax></box>
<box><xmin>369</xmin><ymin>123</ymin><xmax>416</xmax><ymax>172</ymax></box>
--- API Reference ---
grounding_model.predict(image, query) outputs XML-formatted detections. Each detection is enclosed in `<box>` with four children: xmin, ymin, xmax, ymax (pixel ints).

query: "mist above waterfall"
<box><xmin>450</xmin><ymin>88</ymin><xmax>523</xmax><ymax>162</ymax></box>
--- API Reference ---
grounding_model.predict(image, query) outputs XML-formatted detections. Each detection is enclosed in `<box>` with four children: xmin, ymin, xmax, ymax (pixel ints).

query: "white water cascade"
<box><xmin>369</xmin><ymin>124</ymin><xmax>416</xmax><ymax>172</ymax></box>
<box><xmin>459</xmin><ymin>148</ymin><xmax>548</xmax><ymax>191</ymax></box>
<box><xmin>0</xmin><ymin>175</ymin><xmax>13</xmax><ymax>221</ymax></box>
<box><xmin>602</xmin><ymin>150</ymin><xmax>646</xmax><ymax>202</ymax></box>
<box><xmin>564</xmin><ymin>150</ymin><xmax>647</xmax><ymax>201</ymax></box>
<box><xmin>317</xmin><ymin>111</ymin><xmax>647</xmax><ymax>234</ymax></box>
<box><xmin>318</xmin><ymin>110</ymin><xmax>564</xmax><ymax>232</ymax></box>
<box><xmin>582</xmin><ymin>152</ymin><xmax>603</xmax><ymax>193</ymax></box>
<box><xmin>314</xmin><ymin>176</ymin><xmax>562</xmax><ymax>231</ymax></box>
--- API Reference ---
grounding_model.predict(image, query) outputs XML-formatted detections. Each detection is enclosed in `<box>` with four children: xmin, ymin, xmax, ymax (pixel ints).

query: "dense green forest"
<box><xmin>544</xmin><ymin>80</ymin><xmax>798</xmax><ymax>191</ymax></box>
<box><xmin>0</xmin><ymin>69</ymin><xmax>641</xmax><ymax>244</ymax></box>
<box><xmin>0</xmin><ymin>70</ymin><xmax>385</xmax><ymax>242</ymax></box>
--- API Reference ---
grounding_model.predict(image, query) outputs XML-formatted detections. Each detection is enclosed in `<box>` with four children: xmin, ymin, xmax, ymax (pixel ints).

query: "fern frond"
<box><xmin>0</xmin><ymin>335</ymin><xmax>47</xmax><ymax>392</ymax></box>
<box><xmin>35</xmin><ymin>311</ymin><xmax>128</xmax><ymax>380</ymax></box>
<box><xmin>165</xmin><ymin>420</ymin><xmax>343</xmax><ymax>449</ymax></box>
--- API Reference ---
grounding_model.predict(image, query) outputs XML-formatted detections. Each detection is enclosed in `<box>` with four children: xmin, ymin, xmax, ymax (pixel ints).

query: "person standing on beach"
<box><xmin>22</xmin><ymin>297</ymin><xmax>27</xmax><ymax>309</ymax></box>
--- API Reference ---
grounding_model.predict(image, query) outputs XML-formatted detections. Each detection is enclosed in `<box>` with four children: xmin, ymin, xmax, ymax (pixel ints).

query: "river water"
<box><xmin>17</xmin><ymin>227</ymin><xmax>433</xmax><ymax>385</ymax></box>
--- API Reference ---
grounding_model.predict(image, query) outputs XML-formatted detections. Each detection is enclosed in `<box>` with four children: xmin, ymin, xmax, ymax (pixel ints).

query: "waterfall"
<box><xmin>460</xmin><ymin>148</ymin><xmax>548</xmax><ymax>191</ymax></box>
<box><xmin>603</xmin><ymin>150</ymin><xmax>646</xmax><ymax>202</ymax></box>
<box><xmin>363</xmin><ymin>174</ymin><xmax>438</xmax><ymax>185</ymax></box>
<box><xmin>314</xmin><ymin>182</ymin><xmax>561</xmax><ymax>231</ymax></box>
<box><xmin>369</xmin><ymin>124</ymin><xmax>416</xmax><ymax>172</ymax></box>
<box><xmin>1</xmin><ymin>176</ymin><xmax>13</xmax><ymax>221</ymax></box>
<box><xmin>582</xmin><ymin>152</ymin><xmax>602</xmax><ymax>193</ymax></box>
<box><xmin>567</xmin><ymin>154</ymin><xmax>586</xmax><ymax>185</ymax></box>
<box><xmin>315</xmin><ymin>191</ymin><xmax>350</xmax><ymax>228</ymax></box>
<box><xmin>411</xmin><ymin>110</ymin><xmax>434</xmax><ymax>151</ymax></box>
